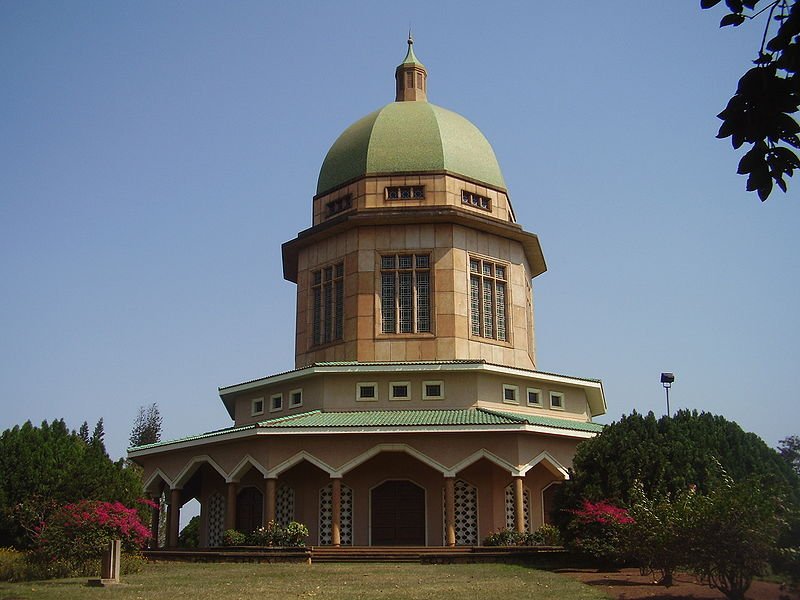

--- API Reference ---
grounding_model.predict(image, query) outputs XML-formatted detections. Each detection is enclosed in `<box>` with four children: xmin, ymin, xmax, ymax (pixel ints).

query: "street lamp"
<box><xmin>660</xmin><ymin>372</ymin><xmax>675</xmax><ymax>416</ymax></box>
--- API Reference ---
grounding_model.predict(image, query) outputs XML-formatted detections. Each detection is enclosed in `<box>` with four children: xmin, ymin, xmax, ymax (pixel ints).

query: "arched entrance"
<box><xmin>371</xmin><ymin>480</ymin><xmax>425</xmax><ymax>545</ymax></box>
<box><xmin>236</xmin><ymin>487</ymin><xmax>263</xmax><ymax>533</ymax></box>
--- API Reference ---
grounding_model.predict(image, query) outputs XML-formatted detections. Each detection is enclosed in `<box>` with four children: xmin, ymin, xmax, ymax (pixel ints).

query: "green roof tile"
<box><xmin>258</xmin><ymin>408</ymin><xmax>521</xmax><ymax>428</ymax></box>
<box><xmin>481</xmin><ymin>408</ymin><xmax>605</xmax><ymax>433</ymax></box>
<box><xmin>129</xmin><ymin>408</ymin><xmax>602</xmax><ymax>454</ymax></box>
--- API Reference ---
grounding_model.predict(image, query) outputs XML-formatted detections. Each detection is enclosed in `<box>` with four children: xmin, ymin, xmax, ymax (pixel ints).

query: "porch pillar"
<box><xmin>331</xmin><ymin>477</ymin><xmax>342</xmax><ymax>547</ymax></box>
<box><xmin>444</xmin><ymin>476</ymin><xmax>456</xmax><ymax>547</ymax></box>
<box><xmin>265</xmin><ymin>477</ymin><xmax>277</xmax><ymax>524</ymax></box>
<box><xmin>225</xmin><ymin>482</ymin><xmax>238</xmax><ymax>531</ymax></box>
<box><xmin>513</xmin><ymin>476</ymin><xmax>525</xmax><ymax>534</ymax></box>
<box><xmin>168</xmin><ymin>488</ymin><xmax>181</xmax><ymax>547</ymax></box>
<box><xmin>148</xmin><ymin>492</ymin><xmax>160</xmax><ymax>549</ymax></box>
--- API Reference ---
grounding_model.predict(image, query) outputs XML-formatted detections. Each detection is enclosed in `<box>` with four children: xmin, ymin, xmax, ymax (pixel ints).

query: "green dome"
<box><xmin>316</xmin><ymin>101</ymin><xmax>506</xmax><ymax>196</ymax></box>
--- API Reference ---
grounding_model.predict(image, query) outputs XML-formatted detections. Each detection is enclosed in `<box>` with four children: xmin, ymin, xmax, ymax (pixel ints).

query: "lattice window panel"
<box><xmin>504</xmin><ymin>484</ymin><xmax>531</xmax><ymax>532</ymax></box>
<box><xmin>276</xmin><ymin>484</ymin><xmax>295</xmax><ymax>526</ymax></box>
<box><xmin>319</xmin><ymin>483</ymin><xmax>353</xmax><ymax>545</ymax></box>
<box><xmin>207</xmin><ymin>492</ymin><xmax>226</xmax><ymax>547</ymax></box>
<box><xmin>443</xmin><ymin>480</ymin><xmax>479</xmax><ymax>546</ymax></box>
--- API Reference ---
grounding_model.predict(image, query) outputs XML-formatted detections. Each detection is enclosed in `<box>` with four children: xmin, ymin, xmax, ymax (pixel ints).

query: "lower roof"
<box><xmin>128</xmin><ymin>407</ymin><xmax>604</xmax><ymax>457</ymax></box>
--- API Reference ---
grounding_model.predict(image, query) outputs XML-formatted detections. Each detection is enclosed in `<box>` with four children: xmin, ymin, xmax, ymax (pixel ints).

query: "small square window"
<box><xmin>550</xmin><ymin>392</ymin><xmax>565</xmax><ymax>410</ymax></box>
<box><xmin>390</xmin><ymin>381</ymin><xmax>410</xmax><ymax>401</ymax></box>
<box><xmin>502</xmin><ymin>385</ymin><xmax>519</xmax><ymax>405</ymax></box>
<box><xmin>289</xmin><ymin>389</ymin><xmax>303</xmax><ymax>408</ymax></box>
<box><xmin>381</xmin><ymin>255</ymin><xmax>396</xmax><ymax>269</ymax></box>
<box><xmin>251</xmin><ymin>397</ymin><xmax>265</xmax><ymax>416</ymax></box>
<box><xmin>270</xmin><ymin>393</ymin><xmax>283</xmax><ymax>412</ymax></box>
<box><xmin>422</xmin><ymin>381</ymin><xmax>444</xmax><ymax>400</ymax></box>
<box><xmin>526</xmin><ymin>388</ymin><xmax>542</xmax><ymax>407</ymax></box>
<box><xmin>357</xmin><ymin>382</ymin><xmax>378</xmax><ymax>402</ymax></box>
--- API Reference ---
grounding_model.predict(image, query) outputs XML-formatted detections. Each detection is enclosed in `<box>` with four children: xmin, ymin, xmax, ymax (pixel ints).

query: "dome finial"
<box><xmin>395</xmin><ymin>35</ymin><xmax>427</xmax><ymax>102</ymax></box>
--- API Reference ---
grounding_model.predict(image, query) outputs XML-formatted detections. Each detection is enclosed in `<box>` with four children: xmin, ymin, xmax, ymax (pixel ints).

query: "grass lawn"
<box><xmin>0</xmin><ymin>561</ymin><xmax>610</xmax><ymax>599</ymax></box>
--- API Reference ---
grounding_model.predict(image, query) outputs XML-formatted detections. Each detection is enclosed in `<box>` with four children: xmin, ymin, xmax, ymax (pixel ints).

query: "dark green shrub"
<box><xmin>222</xmin><ymin>529</ymin><xmax>246</xmax><ymax>546</ymax></box>
<box><xmin>483</xmin><ymin>528</ymin><xmax>525</xmax><ymax>546</ymax></box>
<box><xmin>529</xmin><ymin>524</ymin><xmax>562</xmax><ymax>546</ymax></box>
<box><xmin>245</xmin><ymin>521</ymin><xmax>309</xmax><ymax>547</ymax></box>
<box><xmin>687</xmin><ymin>478</ymin><xmax>786</xmax><ymax>600</ymax></box>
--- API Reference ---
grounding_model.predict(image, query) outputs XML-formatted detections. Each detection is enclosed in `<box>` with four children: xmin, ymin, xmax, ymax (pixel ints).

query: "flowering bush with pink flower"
<box><xmin>31</xmin><ymin>499</ymin><xmax>150</xmax><ymax>574</ymax></box>
<box><xmin>566</xmin><ymin>499</ymin><xmax>634</xmax><ymax>566</ymax></box>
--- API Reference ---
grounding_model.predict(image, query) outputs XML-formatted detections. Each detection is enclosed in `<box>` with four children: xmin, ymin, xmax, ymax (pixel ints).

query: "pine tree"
<box><xmin>89</xmin><ymin>418</ymin><xmax>106</xmax><ymax>454</ymax></box>
<box><xmin>78</xmin><ymin>421</ymin><xmax>90</xmax><ymax>443</ymax></box>
<box><xmin>129</xmin><ymin>403</ymin><xmax>162</xmax><ymax>447</ymax></box>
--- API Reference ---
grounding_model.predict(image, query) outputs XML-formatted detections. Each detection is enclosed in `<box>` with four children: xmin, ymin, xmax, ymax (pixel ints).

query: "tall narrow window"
<box><xmin>381</xmin><ymin>253</ymin><xmax>431</xmax><ymax>334</ymax></box>
<box><xmin>469</xmin><ymin>257</ymin><xmax>508</xmax><ymax>342</ymax></box>
<box><xmin>311</xmin><ymin>262</ymin><xmax>344</xmax><ymax>346</ymax></box>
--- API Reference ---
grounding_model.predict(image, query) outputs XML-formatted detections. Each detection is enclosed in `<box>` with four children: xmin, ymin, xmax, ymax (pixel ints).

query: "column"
<box><xmin>265</xmin><ymin>478</ymin><xmax>277</xmax><ymax>525</ymax></box>
<box><xmin>168</xmin><ymin>488</ymin><xmax>181</xmax><ymax>547</ymax></box>
<box><xmin>513</xmin><ymin>476</ymin><xmax>525</xmax><ymax>534</ymax></box>
<box><xmin>331</xmin><ymin>478</ymin><xmax>342</xmax><ymax>547</ymax></box>
<box><xmin>225</xmin><ymin>482</ymin><xmax>238</xmax><ymax>531</ymax></box>
<box><xmin>148</xmin><ymin>492</ymin><xmax>160</xmax><ymax>549</ymax></box>
<box><xmin>444</xmin><ymin>477</ymin><xmax>456</xmax><ymax>547</ymax></box>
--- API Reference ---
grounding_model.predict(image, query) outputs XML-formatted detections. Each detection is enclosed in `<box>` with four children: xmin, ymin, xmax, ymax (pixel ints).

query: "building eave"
<box><xmin>281</xmin><ymin>206</ymin><xmax>546</xmax><ymax>283</ymax></box>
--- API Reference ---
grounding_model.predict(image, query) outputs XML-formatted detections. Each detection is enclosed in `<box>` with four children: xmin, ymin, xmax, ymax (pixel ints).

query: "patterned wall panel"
<box><xmin>207</xmin><ymin>492</ymin><xmax>226</xmax><ymax>547</ymax></box>
<box><xmin>454</xmin><ymin>479</ymin><xmax>478</xmax><ymax>545</ymax></box>
<box><xmin>276</xmin><ymin>484</ymin><xmax>295</xmax><ymax>526</ymax></box>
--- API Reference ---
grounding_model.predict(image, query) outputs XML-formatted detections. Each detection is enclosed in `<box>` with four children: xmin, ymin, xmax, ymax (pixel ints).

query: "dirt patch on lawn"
<box><xmin>560</xmin><ymin>567</ymin><xmax>799</xmax><ymax>600</ymax></box>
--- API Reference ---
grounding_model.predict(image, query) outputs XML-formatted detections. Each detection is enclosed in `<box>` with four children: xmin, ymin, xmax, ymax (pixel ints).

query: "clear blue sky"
<box><xmin>1</xmin><ymin>2</ymin><xmax>797</xmax><ymax>461</ymax></box>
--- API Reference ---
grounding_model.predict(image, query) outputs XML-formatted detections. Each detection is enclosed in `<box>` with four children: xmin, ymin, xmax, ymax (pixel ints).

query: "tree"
<box><xmin>702</xmin><ymin>0</ymin><xmax>800</xmax><ymax>201</ymax></box>
<box><xmin>779</xmin><ymin>435</ymin><xmax>800</xmax><ymax>474</ymax></box>
<box><xmin>90</xmin><ymin>417</ymin><xmax>105</xmax><ymax>451</ymax></box>
<box><xmin>688</xmin><ymin>475</ymin><xmax>787</xmax><ymax>600</ymax></box>
<box><xmin>558</xmin><ymin>410</ymin><xmax>800</xmax><ymax>512</ymax></box>
<box><xmin>78</xmin><ymin>421</ymin><xmax>90</xmax><ymax>444</ymax></box>
<box><xmin>626</xmin><ymin>482</ymin><xmax>697</xmax><ymax>586</ymax></box>
<box><xmin>129</xmin><ymin>403</ymin><xmax>162</xmax><ymax>448</ymax></box>
<box><xmin>0</xmin><ymin>419</ymin><xmax>143</xmax><ymax>548</ymax></box>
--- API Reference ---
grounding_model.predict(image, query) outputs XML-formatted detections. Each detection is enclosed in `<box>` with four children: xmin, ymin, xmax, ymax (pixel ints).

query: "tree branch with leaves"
<box><xmin>702</xmin><ymin>0</ymin><xmax>800</xmax><ymax>200</ymax></box>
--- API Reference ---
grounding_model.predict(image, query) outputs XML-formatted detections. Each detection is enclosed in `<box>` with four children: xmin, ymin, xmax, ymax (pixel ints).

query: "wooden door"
<box><xmin>236</xmin><ymin>487</ymin><xmax>263</xmax><ymax>534</ymax></box>
<box><xmin>371</xmin><ymin>480</ymin><xmax>425</xmax><ymax>545</ymax></box>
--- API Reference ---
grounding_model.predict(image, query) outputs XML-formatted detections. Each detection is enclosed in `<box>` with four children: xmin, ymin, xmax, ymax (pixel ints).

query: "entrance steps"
<box><xmin>144</xmin><ymin>545</ymin><xmax>566</xmax><ymax>565</ymax></box>
<box><xmin>309</xmin><ymin>545</ymin><xmax>473</xmax><ymax>563</ymax></box>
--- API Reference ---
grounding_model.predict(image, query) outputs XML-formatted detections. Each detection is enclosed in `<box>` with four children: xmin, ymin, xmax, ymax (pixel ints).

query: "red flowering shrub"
<box><xmin>571</xmin><ymin>500</ymin><xmax>634</xmax><ymax>526</ymax></box>
<box><xmin>566</xmin><ymin>499</ymin><xmax>634</xmax><ymax>567</ymax></box>
<box><xmin>32</xmin><ymin>499</ymin><xmax>150</xmax><ymax>574</ymax></box>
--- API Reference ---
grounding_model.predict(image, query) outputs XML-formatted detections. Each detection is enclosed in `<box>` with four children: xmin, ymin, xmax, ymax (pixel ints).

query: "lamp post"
<box><xmin>660</xmin><ymin>372</ymin><xmax>675</xmax><ymax>416</ymax></box>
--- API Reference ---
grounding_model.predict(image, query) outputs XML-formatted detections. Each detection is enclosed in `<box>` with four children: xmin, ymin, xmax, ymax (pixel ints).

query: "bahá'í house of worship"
<box><xmin>128</xmin><ymin>38</ymin><xmax>607</xmax><ymax>549</ymax></box>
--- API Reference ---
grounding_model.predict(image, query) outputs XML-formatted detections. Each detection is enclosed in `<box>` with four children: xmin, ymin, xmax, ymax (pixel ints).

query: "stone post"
<box><xmin>88</xmin><ymin>539</ymin><xmax>121</xmax><ymax>586</ymax></box>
